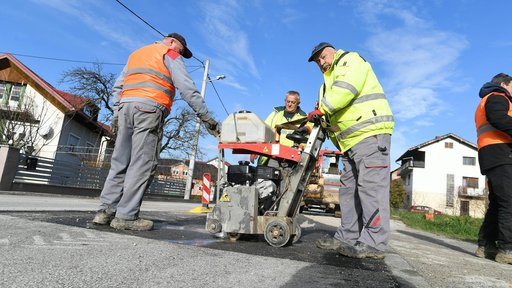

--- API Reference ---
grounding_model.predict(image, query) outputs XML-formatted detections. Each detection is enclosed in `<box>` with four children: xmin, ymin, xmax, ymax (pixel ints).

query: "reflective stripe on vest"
<box><xmin>121</xmin><ymin>43</ymin><xmax>176</xmax><ymax>111</ymax></box>
<box><xmin>337</xmin><ymin>115</ymin><xmax>394</xmax><ymax>140</ymax></box>
<box><xmin>475</xmin><ymin>92</ymin><xmax>512</xmax><ymax>149</ymax></box>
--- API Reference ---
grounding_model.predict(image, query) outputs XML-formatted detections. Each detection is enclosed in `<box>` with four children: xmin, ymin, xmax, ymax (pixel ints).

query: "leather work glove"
<box><xmin>203</xmin><ymin>118</ymin><xmax>221</xmax><ymax>137</ymax></box>
<box><xmin>295</xmin><ymin>126</ymin><xmax>311</xmax><ymax>135</ymax></box>
<box><xmin>307</xmin><ymin>109</ymin><xmax>324</xmax><ymax>123</ymax></box>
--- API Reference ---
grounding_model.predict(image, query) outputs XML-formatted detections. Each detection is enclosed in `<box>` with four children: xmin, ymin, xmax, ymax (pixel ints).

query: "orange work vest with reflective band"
<box><xmin>121</xmin><ymin>43</ymin><xmax>176</xmax><ymax>111</ymax></box>
<box><xmin>475</xmin><ymin>92</ymin><xmax>512</xmax><ymax>150</ymax></box>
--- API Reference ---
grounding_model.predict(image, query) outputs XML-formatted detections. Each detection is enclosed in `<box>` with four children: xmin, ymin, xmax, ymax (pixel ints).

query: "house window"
<box><xmin>463</xmin><ymin>156</ymin><xmax>476</xmax><ymax>166</ymax></box>
<box><xmin>83</xmin><ymin>105</ymin><xmax>94</xmax><ymax>118</ymax></box>
<box><xmin>172</xmin><ymin>169</ymin><xmax>179</xmax><ymax>175</ymax></box>
<box><xmin>67</xmin><ymin>134</ymin><xmax>80</xmax><ymax>152</ymax></box>
<box><xmin>445</xmin><ymin>142</ymin><xmax>453</xmax><ymax>149</ymax></box>
<box><xmin>183</xmin><ymin>170</ymin><xmax>189</xmax><ymax>176</ymax></box>
<box><xmin>446</xmin><ymin>174</ymin><xmax>454</xmax><ymax>207</ymax></box>
<box><xmin>405</xmin><ymin>174</ymin><xmax>411</xmax><ymax>186</ymax></box>
<box><xmin>0</xmin><ymin>83</ymin><xmax>6</xmax><ymax>98</ymax></box>
<box><xmin>10</xmin><ymin>85</ymin><xmax>22</xmax><ymax>102</ymax></box>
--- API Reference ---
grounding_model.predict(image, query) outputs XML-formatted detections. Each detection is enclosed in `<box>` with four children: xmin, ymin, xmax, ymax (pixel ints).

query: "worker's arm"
<box><xmin>164</xmin><ymin>55</ymin><xmax>212</xmax><ymax>121</ymax></box>
<box><xmin>319</xmin><ymin>53</ymin><xmax>368</xmax><ymax>115</ymax></box>
<box><xmin>485</xmin><ymin>94</ymin><xmax>512</xmax><ymax>137</ymax></box>
<box><xmin>111</xmin><ymin>64</ymin><xmax>127</xmax><ymax>110</ymax></box>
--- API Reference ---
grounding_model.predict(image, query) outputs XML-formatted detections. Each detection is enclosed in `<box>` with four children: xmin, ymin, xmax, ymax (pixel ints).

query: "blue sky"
<box><xmin>2</xmin><ymin>0</ymin><xmax>512</xmax><ymax>168</ymax></box>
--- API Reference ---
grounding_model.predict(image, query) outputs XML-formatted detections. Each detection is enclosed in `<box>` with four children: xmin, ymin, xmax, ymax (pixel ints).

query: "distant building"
<box><xmin>396</xmin><ymin>133</ymin><xmax>486</xmax><ymax>218</ymax></box>
<box><xmin>0</xmin><ymin>53</ymin><xmax>112</xmax><ymax>165</ymax></box>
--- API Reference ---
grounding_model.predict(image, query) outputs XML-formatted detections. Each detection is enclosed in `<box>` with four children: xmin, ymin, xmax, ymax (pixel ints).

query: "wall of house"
<box><xmin>24</xmin><ymin>85</ymin><xmax>65</xmax><ymax>159</ymax></box>
<box><xmin>410</xmin><ymin>138</ymin><xmax>486</xmax><ymax>216</ymax></box>
<box><xmin>55</xmin><ymin>115</ymin><xmax>104</xmax><ymax>165</ymax></box>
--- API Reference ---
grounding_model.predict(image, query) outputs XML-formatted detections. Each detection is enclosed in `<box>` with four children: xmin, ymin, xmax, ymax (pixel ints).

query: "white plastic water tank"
<box><xmin>220</xmin><ymin>111</ymin><xmax>274</xmax><ymax>143</ymax></box>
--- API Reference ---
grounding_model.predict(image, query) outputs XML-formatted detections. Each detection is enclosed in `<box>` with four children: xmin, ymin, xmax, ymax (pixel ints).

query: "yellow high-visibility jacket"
<box><xmin>265</xmin><ymin>106</ymin><xmax>307</xmax><ymax>147</ymax></box>
<box><xmin>318</xmin><ymin>50</ymin><xmax>394</xmax><ymax>151</ymax></box>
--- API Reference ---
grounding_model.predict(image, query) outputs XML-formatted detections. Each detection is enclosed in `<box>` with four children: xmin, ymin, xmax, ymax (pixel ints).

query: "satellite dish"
<box><xmin>38</xmin><ymin>126</ymin><xmax>54</xmax><ymax>139</ymax></box>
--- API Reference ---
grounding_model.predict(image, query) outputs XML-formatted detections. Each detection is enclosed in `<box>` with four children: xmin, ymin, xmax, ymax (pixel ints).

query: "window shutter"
<box><xmin>17</xmin><ymin>85</ymin><xmax>27</xmax><ymax>109</ymax></box>
<box><xmin>2</xmin><ymin>83</ymin><xmax>12</xmax><ymax>107</ymax></box>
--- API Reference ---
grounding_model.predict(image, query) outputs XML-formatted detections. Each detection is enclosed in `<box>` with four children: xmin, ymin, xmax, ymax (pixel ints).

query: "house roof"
<box><xmin>396</xmin><ymin>133</ymin><xmax>477</xmax><ymax>162</ymax></box>
<box><xmin>157</xmin><ymin>158</ymin><xmax>219</xmax><ymax>180</ymax></box>
<box><xmin>0</xmin><ymin>53</ymin><xmax>110</xmax><ymax>135</ymax></box>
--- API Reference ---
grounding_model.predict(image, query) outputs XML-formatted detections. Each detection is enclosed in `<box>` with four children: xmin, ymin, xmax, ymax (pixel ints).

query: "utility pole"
<box><xmin>184</xmin><ymin>59</ymin><xmax>210</xmax><ymax>200</ymax></box>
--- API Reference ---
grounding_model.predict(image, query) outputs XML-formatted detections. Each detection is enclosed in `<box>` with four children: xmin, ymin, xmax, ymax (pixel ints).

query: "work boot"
<box><xmin>92</xmin><ymin>211</ymin><xmax>115</xmax><ymax>225</ymax></box>
<box><xmin>316</xmin><ymin>237</ymin><xmax>351</xmax><ymax>251</ymax></box>
<box><xmin>110</xmin><ymin>217</ymin><xmax>154</xmax><ymax>231</ymax></box>
<box><xmin>495</xmin><ymin>249</ymin><xmax>512</xmax><ymax>265</ymax></box>
<box><xmin>475</xmin><ymin>243</ymin><xmax>498</xmax><ymax>259</ymax></box>
<box><xmin>338</xmin><ymin>241</ymin><xmax>386</xmax><ymax>260</ymax></box>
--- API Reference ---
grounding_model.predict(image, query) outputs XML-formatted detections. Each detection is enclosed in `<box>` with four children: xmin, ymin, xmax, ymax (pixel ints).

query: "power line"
<box><xmin>114</xmin><ymin>0</ymin><xmax>205</xmax><ymax>67</ymax></box>
<box><xmin>2</xmin><ymin>52</ymin><xmax>125</xmax><ymax>66</ymax></box>
<box><xmin>208</xmin><ymin>75</ymin><xmax>230</xmax><ymax>116</ymax></box>
<box><xmin>114</xmin><ymin>0</ymin><xmax>165</xmax><ymax>37</ymax></box>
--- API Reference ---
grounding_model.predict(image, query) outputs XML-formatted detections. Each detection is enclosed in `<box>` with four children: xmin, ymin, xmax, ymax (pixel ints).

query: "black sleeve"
<box><xmin>485</xmin><ymin>95</ymin><xmax>512</xmax><ymax>137</ymax></box>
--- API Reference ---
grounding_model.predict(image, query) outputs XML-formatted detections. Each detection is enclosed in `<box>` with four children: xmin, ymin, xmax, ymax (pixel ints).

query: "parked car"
<box><xmin>409</xmin><ymin>205</ymin><xmax>442</xmax><ymax>215</ymax></box>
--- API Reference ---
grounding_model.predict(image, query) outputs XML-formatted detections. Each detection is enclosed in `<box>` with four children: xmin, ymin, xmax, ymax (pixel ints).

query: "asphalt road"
<box><xmin>2</xmin><ymin>193</ymin><xmax>512</xmax><ymax>287</ymax></box>
<box><xmin>0</xmin><ymin>210</ymin><xmax>398</xmax><ymax>287</ymax></box>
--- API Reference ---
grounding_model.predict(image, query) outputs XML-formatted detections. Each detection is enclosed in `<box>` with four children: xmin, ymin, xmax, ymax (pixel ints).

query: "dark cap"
<box><xmin>308</xmin><ymin>42</ymin><xmax>334</xmax><ymax>62</ymax></box>
<box><xmin>167</xmin><ymin>33</ymin><xmax>193</xmax><ymax>59</ymax></box>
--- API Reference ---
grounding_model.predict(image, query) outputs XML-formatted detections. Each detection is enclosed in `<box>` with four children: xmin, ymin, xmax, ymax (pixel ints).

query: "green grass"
<box><xmin>391</xmin><ymin>210</ymin><xmax>483</xmax><ymax>242</ymax></box>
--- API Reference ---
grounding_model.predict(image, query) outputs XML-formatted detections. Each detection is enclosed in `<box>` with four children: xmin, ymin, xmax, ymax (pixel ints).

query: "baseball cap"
<box><xmin>308</xmin><ymin>42</ymin><xmax>334</xmax><ymax>62</ymax></box>
<box><xmin>167</xmin><ymin>33</ymin><xmax>193</xmax><ymax>59</ymax></box>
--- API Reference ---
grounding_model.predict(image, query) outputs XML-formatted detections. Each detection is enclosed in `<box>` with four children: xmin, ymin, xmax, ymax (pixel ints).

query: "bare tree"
<box><xmin>60</xmin><ymin>64</ymin><xmax>205</xmax><ymax>158</ymax></box>
<box><xmin>60</xmin><ymin>63</ymin><xmax>116</xmax><ymax>123</ymax></box>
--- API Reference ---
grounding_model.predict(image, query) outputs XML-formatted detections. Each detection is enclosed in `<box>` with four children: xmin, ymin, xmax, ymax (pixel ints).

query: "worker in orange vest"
<box><xmin>93</xmin><ymin>33</ymin><xmax>220</xmax><ymax>231</ymax></box>
<box><xmin>474</xmin><ymin>73</ymin><xmax>512</xmax><ymax>264</ymax></box>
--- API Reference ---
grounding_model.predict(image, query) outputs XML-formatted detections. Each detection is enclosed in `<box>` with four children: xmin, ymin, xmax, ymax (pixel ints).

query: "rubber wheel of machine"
<box><xmin>227</xmin><ymin>232</ymin><xmax>241</xmax><ymax>241</ymax></box>
<box><xmin>264</xmin><ymin>219</ymin><xmax>291</xmax><ymax>247</ymax></box>
<box><xmin>292</xmin><ymin>221</ymin><xmax>302</xmax><ymax>244</ymax></box>
<box><xmin>206</xmin><ymin>219</ymin><xmax>222</xmax><ymax>234</ymax></box>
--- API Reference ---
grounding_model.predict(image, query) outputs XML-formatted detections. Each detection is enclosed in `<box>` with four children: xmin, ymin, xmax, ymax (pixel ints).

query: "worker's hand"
<box><xmin>307</xmin><ymin>109</ymin><xmax>324</xmax><ymax>122</ymax></box>
<box><xmin>314</xmin><ymin>101</ymin><xmax>319</xmax><ymax>110</ymax></box>
<box><xmin>203</xmin><ymin>118</ymin><xmax>221</xmax><ymax>137</ymax></box>
<box><xmin>110</xmin><ymin>112</ymin><xmax>119</xmax><ymax>137</ymax></box>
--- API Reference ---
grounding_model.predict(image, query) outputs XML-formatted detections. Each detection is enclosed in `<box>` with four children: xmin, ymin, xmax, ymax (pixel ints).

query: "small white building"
<box><xmin>0</xmin><ymin>53</ymin><xmax>112</xmax><ymax>165</ymax></box>
<box><xmin>396</xmin><ymin>133</ymin><xmax>487</xmax><ymax>218</ymax></box>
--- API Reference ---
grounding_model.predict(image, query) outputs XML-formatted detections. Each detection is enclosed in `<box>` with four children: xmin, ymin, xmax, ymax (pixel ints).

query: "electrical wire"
<box><xmin>114</xmin><ymin>0</ymin><xmax>165</xmax><ymax>37</ymax></box>
<box><xmin>207</xmin><ymin>75</ymin><xmax>230</xmax><ymax>116</ymax></box>
<box><xmin>118</xmin><ymin>0</ymin><xmax>232</xmax><ymax>116</ymax></box>
<box><xmin>2</xmin><ymin>52</ymin><xmax>125</xmax><ymax>66</ymax></box>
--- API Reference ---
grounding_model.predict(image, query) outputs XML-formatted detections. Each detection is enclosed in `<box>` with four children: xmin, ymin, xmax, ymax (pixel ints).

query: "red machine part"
<box><xmin>218</xmin><ymin>142</ymin><xmax>301</xmax><ymax>162</ymax></box>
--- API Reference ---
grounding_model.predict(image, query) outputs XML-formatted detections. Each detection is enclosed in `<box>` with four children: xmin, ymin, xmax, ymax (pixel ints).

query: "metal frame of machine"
<box><xmin>206</xmin><ymin>114</ymin><xmax>326</xmax><ymax>247</ymax></box>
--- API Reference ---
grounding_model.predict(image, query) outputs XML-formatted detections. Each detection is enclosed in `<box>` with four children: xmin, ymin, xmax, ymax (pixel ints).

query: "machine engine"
<box><xmin>226</xmin><ymin>161</ymin><xmax>282</xmax><ymax>215</ymax></box>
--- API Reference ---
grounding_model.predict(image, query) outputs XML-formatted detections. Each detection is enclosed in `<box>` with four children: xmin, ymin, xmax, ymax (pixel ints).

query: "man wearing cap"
<box><xmin>307</xmin><ymin>42</ymin><xmax>394</xmax><ymax>259</ymax></box>
<box><xmin>93</xmin><ymin>33</ymin><xmax>220</xmax><ymax>231</ymax></box>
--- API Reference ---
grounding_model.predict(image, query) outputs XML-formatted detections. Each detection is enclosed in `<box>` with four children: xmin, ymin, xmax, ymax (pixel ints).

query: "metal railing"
<box><xmin>13</xmin><ymin>153</ymin><xmax>186</xmax><ymax>196</ymax></box>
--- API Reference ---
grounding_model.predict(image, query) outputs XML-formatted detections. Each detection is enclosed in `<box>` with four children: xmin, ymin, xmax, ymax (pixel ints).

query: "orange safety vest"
<box><xmin>121</xmin><ymin>43</ymin><xmax>177</xmax><ymax>111</ymax></box>
<box><xmin>475</xmin><ymin>92</ymin><xmax>512</xmax><ymax>149</ymax></box>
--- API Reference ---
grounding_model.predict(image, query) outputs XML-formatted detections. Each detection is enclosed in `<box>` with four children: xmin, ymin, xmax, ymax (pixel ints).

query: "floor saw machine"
<box><xmin>205</xmin><ymin>110</ymin><xmax>328</xmax><ymax>247</ymax></box>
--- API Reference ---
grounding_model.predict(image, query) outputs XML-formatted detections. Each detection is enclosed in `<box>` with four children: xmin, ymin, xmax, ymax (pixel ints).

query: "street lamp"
<box><xmin>183</xmin><ymin>59</ymin><xmax>225</xmax><ymax>200</ymax></box>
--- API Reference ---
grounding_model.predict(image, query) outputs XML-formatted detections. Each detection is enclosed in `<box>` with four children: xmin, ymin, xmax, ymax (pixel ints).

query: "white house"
<box><xmin>0</xmin><ymin>53</ymin><xmax>112</xmax><ymax>166</ymax></box>
<box><xmin>396</xmin><ymin>133</ymin><xmax>487</xmax><ymax>218</ymax></box>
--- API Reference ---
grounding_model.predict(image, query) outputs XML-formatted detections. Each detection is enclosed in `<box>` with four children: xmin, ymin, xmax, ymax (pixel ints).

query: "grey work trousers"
<box><xmin>334</xmin><ymin>134</ymin><xmax>391</xmax><ymax>251</ymax></box>
<box><xmin>98</xmin><ymin>102</ymin><xmax>164</xmax><ymax>220</ymax></box>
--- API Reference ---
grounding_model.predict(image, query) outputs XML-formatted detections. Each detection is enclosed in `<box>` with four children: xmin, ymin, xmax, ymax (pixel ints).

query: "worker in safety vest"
<box><xmin>308</xmin><ymin>42</ymin><xmax>394</xmax><ymax>259</ymax></box>
<box><xmin>474</xmin><ymin>73</ymin><xmax>512</xmax><ymax>265</ymax></box>
<box><xmin>93</xmin><ymin>33</ymin><xmax>220</xmax><ymax>231</ymax></box>
<box><xmin>254</xmin><ymin>91</ymin><xmax>307</xmax><ymax>166</ymax></box>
